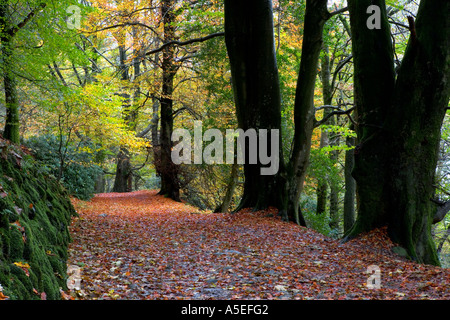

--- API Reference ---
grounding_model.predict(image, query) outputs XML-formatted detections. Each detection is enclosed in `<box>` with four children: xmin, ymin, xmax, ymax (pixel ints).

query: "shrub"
<box><xmin>24</xmin><ymin>134</ymin><xmax>102</xmax><ymax>200</ymax></box>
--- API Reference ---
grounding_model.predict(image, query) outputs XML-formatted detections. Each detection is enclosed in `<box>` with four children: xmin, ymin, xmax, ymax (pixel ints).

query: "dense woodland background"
<box><xmin>0</xmin><ymin>0</ymin><xmax>449</xmax><ymax>268</ymax></box>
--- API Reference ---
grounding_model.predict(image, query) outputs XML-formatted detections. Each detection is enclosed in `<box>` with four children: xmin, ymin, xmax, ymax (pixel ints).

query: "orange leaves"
<box><xmin>0</xmin><ymin>281</ymin><xmax>8</xmax><ymax>300</ymax></box>
<box><xmin>0</xmin><ymin>291</ymin><xmax>8</xmax><ymax>300</ymax></box>
<box><xmin>68</xmin><ymin>190</ymin><xmax>450</xmax><ymax>300</ymax></box>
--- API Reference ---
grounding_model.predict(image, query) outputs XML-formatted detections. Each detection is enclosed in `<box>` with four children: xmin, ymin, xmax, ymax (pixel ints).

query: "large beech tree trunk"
<box><xmin>347</xmin><ymin>0</ymin><xmax>449</xmax><ymax>266</ymax></box>
<box><xmin>385</xmin><ymin>0</ymin><xmax>449</xmax><ymax>265</ymax></box>
<box><xmin>346</xmin><ymin>0</ymin><xmax>396</xmax><ymax>236</ymax></box>
<box><xmin>224</xmin><ymin>0</ymin><xmax>334</xmax><ymax>226</ymax></box>
<box><xmin>158</xmin><ymin>0</ymin><xmax>180</xmax><ymax>201</ymax></box>
<box><xmin>224</xmin><ymin>0</ymin><xmax>287</xmax><ymax>214</ymax></box>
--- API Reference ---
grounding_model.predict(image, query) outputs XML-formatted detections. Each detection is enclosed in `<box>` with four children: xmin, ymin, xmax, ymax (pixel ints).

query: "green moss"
<box><xmin>9</xmin><ymin>227</ymin><xmax>24</xmax><ymax>260</ymax></box>
<box><xmin>0</xmin><ymin>259</ymin><xmax>10</xmax><ymax>286</ymax></box>
<box><xmin>0</xmin><ymin>227</ymin><xmax>10</xmax><ymax>257</ymax></box>
<box><xmin>42</xmin><ymin>273</ymin><xmax>60</xmax><ymax>300</ymax></box>
<box><xmin>10</xmin><ymin>264</ymin><xmax>34</xmax><ymax>299</ymax></box>
<box><xmin>0</xmin><ymin>147</ymin><xmax>75</xmax><ymax>300</ymax></box>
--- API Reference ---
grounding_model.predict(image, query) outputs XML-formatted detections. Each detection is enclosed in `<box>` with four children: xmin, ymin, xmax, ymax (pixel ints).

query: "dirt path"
<box><xmin>67</xmin><ymin>190</ymin><xmax>450</xmax><ymax>300</ymax></box>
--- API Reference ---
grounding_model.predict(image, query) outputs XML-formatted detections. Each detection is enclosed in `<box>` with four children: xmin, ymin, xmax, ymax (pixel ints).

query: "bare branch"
<box><xmin>145</xmin><ymin>32</ymin><xmax>225</xmax><ymax>56</ymax></box>
<box><xmin>85</xmin><ymin>22</ymin><xmax>162</xmax><ymax>40</ymax></box>
<box><xmin>9</xmin><ymin>3</ymin><xmax>46</xmax><ymax>37</ymax></box>
<box><xmin>136</xmin><ymin>122</ymin><xmax>153</xmax><ymax>138</ymax></box>
<box><xmin>331</xmin><ymin>55</ymin><xmax>353</xmax><ymax>91</ymax></box>
<box><xmin>314</xmin><ymin>106</ymin><xmax>356</xmax><ymax>128</ymax></box>
<box><xmin>79</xmin><ymin>35</ymin><xmax>116</xmax><ymax>67</ymax></box>
<box><xmin>330</xmin><ymin>6</ymin><xmax>348</xmax><ymax>17</ymax></box>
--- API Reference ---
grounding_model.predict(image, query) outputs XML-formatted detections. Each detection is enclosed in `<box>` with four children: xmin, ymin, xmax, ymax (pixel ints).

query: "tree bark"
<box><xmin>345</xmin><ymin>0</ymin><xmax>396</xmax><ymax>237</ymax></box>
<box><xmin>286</xmin><ymin>0</ymin><xmax>330</xmax><ymax>225</ymax></box>
<box><xmin>158</xmin><ymin>0</ymin><xmax>180</xmax><ymax>201</ymax></box>
<box><xmin>224</xmin><ymin>0</ymin><xmax>287</xmax><ymax>215</ymax></box>
<box><xmin>346</xmin><ymin>0</ymin><xmax>449</xmax><ymax>266</ymax></box>
<box><xmin>384</xmin><ymin>0</ymin><xmax>449</xmax><ymax>265</ymax></box>
<box><xmin>0</xmin><ymin>2</ymin><xmax>46</xmax><ymax>143</ymax></box>
<box><xmin>316</xmin><ymin>50</ymin><xmax>331</xmax><ymax>215</ymax></box>
<box><xmin>316</xmin><ymin>176</ymin><xmax>327</xmax><ymax>215</ymax></box>
<box><xmin>113</xmin><ymin>45</ymin><xmax>133</xmax><ymax>192</ymax></box>
<box><xmin>319</xmin><ymin>46</ymin><xmax>340</xmax><ymax>229</ymax></box>
<box><xmin>1</xmin><ymin>37</ymin><xmax>19</xmax><ymax>143</ymax></box>
<box><xmin>343</xmin><ymin>131</ymin><xmax>356</xmax><ymax>233</ymax></box>
<box><xmin>0</xmin><ymin>4</ymin><xmax>19</xmax><ymax>143</ymax></box>
<box><xmin>113</xmin><ymin>148</ymin><xmax>132</xmax><ymax>192</ymax></box>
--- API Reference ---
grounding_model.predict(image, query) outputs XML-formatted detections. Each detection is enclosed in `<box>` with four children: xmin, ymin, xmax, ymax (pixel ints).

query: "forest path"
<box><xmin>67</xmin><ymin>190</ymin><xmax>450</xmax><ymax>300</ymax></box>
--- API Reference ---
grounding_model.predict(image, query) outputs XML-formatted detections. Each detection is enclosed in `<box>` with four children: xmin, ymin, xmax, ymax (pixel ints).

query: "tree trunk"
<box><xmin>328</xmin><ymin>121</ymin><xmax>340</xmax><ymax>230</ymax></box>
<box><xmin>343</xmin><ymin>131</ymin><xmax>356</xmax><ymax>234</ymax></box>
<box><xmin>113</xmin><ymin>148</ymin><xmax>132</xmax><ymax>192</ymax></box>
<box><xmin>316</xmin><ymin>48</ymin><xmax>333</xmax><ymax>216</ymax></box>
<box><xmin>158</xmin><ymin>0</ymin><xmax>180</xmax><ymax>201</ymax></box>
<box><xmin>0</xmin><ymin>4</ymin><xmax>19</xmax><ymax>143</ymax></box>
<box><xmin>224</xmin><ymin>0</ymin><xmax>287</xmax><ymax>215</ymax></box>
<box><xmin>319</xmin><ymin>46</ymin><xmax>340</xmax><ymax>229</ymax></box>
<box><xmin>94</xmin><ymin>174</ymin><xmax>106</xmax><ymax>193</ymax></box>
<box><xmin>286</xmin><ymin>0</ymin><xmax>330</xmax><ymax>225</ymax></box>
<box><xmin>316</xmin><ymin>179</ymin><xmax>327</xmax><ymax>215</ymax></box>
<box><xmin>346</xmin><ymin>0</ymin><xmax>449</xmax><ymax>266</ymax></box>
<box><xmin>113</xmin><ymin>45</ymin><xmax>133</xmax><ymax>193</ymax></box>
<box><xmin>214</xmin><ymin>160</ymin><xmax>239</xmax><ymax>213</ymax></box>
<box><xmin>2</xmin><ymin>42</ymin><xmax>19</xmax><ymax>143</ymax></box>
<box><xmin>345</xmin><ymin>0</ymin><xmax>396</xmax><ymax>237</ymax></box>
<box><xmin>0</xmin><ymin>2</ymin><xmax>46</xmax><ymax>143</ymax></box>
<box><xmin>384</xmin><ymin>0</ymin><xmax>449</xmax><ymax>265</ymax></box>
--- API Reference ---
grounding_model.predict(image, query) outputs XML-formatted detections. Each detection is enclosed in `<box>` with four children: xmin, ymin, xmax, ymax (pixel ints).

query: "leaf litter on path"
<box><xmin>67</xmin><ymin>190</ymin><xmax>450</xmax><ymax>300</ymax></box>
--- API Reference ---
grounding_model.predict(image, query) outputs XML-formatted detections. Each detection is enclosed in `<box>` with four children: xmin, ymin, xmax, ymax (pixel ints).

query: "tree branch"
<box><xmin>331</xmin><ymin>55</ymin><xmax>353</xmax><ymax>91</ymax></box>
<box><xmin>145</xmin><ymin>32</ymin><xmax>225</xmax><ymax>56</ymax></box>
<box><xmin>433</xmin><ymin>200</ymin><xmax>450</xmax><ymax>224</ymax></box>
<box><xmin>330</xmin><ymin>6</ymin><xmax>348</xmax><ymax>17</ymax></box>
<box><xmin>314</xmin><ymin>106</ymin><xmax>356</xmax><ymax>128</ymax></box>
<box><xmin>136</xmin><ymin>122</ymin><xmax>153</xmax><ymax>138</ymax></box>
<box><xmin>9</xmin><ymin>3</ymin><xmax>46</xmax><ymax>37</ymax></box>
<box><xmin>86</xmin><ymin>22</ymin><xmax>162</xmax><ymax>40</ymax></box>
<box><xmin>79</xmin><ymin>35</ymin><xmax>116</xmax><ymax>67</ymax></box>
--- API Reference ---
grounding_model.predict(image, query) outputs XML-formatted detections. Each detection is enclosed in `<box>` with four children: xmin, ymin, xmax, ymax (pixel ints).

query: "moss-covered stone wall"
<box><xmin>0</xmin><ymin>142</ymin><xmax>76</xmax><ymax>300</ymax></box>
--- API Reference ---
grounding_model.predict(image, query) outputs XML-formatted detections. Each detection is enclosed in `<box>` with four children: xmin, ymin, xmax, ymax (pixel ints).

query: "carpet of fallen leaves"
<box><xmin>67</xmin><ymin>190</ymin><xmax>450</xmax><ymax>300</ymax></box>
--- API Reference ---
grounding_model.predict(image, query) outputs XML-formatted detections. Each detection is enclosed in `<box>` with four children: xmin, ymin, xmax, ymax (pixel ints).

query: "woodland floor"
<box><xmin>67</xmin><ymin>190</ymin><xmax>450</xmax><ymax>300</ymax></box>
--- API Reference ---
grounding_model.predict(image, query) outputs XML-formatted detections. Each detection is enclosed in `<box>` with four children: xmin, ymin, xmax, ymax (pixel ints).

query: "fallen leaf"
<box><xmin>65</xmin><ymin>190</ymin><xmax>450</xmax><ymax>300</ymax></box>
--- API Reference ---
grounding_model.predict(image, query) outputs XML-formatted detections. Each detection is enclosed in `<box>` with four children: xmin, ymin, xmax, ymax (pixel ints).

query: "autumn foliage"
<box><xmin>67</xmin><ymin>190</ymin><xmax>450</xmax><ymax>300</ymax></box>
